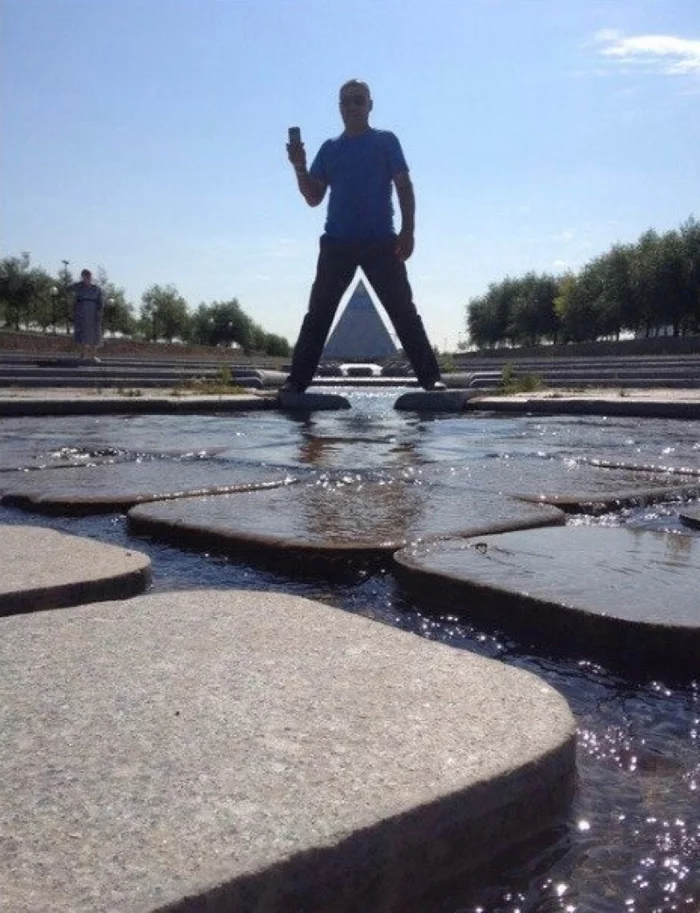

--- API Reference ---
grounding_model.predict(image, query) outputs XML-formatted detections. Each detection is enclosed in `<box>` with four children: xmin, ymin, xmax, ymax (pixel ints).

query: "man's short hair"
<box><xmin>81</xmin><ymin>269</ymin><xmax>91</xmax><ymax>279</ymax></box>
<box><xmin>339</xmin><ymin>79</ymin><xmax>371</xmax><ymax>99</ymax></box>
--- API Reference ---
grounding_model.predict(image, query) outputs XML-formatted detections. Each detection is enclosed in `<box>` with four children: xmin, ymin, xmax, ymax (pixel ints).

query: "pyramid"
<box><xmin>322</xmin><ymin>279</ymin><xmax>398</xmax><ymax>361</ymax></box>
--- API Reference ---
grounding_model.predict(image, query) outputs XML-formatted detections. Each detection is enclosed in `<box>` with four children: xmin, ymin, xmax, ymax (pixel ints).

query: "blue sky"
<box><xmin>2</xmin><ymin>0</ymin><xmax>699</xmax><ymax>350</ymax></box>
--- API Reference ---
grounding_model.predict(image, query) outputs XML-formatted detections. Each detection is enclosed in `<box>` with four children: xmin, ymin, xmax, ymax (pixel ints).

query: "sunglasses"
<box><xmin>340</xmin><ymin>94</ymin><xmax>368</xmax><ymax>107</ymax></box>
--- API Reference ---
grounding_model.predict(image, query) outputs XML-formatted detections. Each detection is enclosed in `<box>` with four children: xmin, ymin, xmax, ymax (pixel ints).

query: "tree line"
<box><xmin>465</xmin><ymin>216</ymin><xmax>700</xmax><ymax>349</ymax></box>
<box><xmin>0</xmin><ymin>255</ymin><xmax>290</xmax><ymax>356</ymax></box>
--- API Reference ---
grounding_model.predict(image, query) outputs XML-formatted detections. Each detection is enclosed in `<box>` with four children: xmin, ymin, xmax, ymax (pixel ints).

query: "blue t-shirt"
<box><xmin>309</xmin><ymin>128</ymin><xmax>408</xmax><ymax>241</ymax></box>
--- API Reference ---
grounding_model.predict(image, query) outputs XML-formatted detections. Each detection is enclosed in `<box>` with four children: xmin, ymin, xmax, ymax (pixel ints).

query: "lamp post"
<box><xmin>50</xmin><ymin>286</ymin><xmax>58</xmax><ymax>332</ymax></box>
<box><xmin>60</xmin><ymin>260</ymin><xmax>71</xmax><ymax>334</ymax></box>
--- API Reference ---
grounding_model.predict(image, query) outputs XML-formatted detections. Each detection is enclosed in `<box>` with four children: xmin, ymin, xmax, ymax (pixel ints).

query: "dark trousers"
<box><xmin>288</xmin><ymin>236</ymin><xmax>441</xmax><ymax>390</ymax></box>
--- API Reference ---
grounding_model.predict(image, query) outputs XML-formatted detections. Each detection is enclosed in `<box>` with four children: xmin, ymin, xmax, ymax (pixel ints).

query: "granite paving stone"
<box><xmin>0</xmin><ymin>589</ymin><xmax>576</xmax><ymax>913</ymax></box>
<box><xmin>127</xmin><ymin>475</ymin><xmax>565</xmax><ymax>570</ymax></box>
<box><xmin>514</xmin><ymin>481</ymin><xmax>700</xmax><ymax>514</ymax></box>
<box><xmin>277</xmin><ymin>390</ymin><xmax>352</xmax><ymax>410</ymax></box>
<box><xmin>394</xmin><ymin>525</ymin><xmax>700</xmax><ymax>675</ymax></box>
<box><xmin>394</xmin><ymin>390</ymin><xmax>479</xmax><ymax>412</ymax></box>
<box><xmin>0</xmin><ymin>460</ymin><xmax>298</xmax><ymax>514</ymax></box>
<box><xmin>0</xmin><ymin>524</ymin><xmax>151</xmax><ymax>615</ymax></box>
<box><xmin>679</xmin><ymin>503</ymin><xmax>700</xmax><ymax>530</ymax></box>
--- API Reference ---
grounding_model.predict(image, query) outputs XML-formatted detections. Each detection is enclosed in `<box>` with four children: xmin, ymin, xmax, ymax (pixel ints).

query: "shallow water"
<box><xmin>0</xmin><ymin>388</ymin><xmax>698</xmax><ymax>913</ymax></box>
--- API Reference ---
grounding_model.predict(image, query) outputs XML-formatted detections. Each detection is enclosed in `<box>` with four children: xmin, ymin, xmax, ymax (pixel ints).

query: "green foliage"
<box><xmin>435</xmin><ymin>348</ymin><xmax>456</xmax><ymax>372</ymax></box>
<box><xmin>177</xmin><ymin>376</ymin><xmax>246</xmax><ymax>395</ymax></box>
<box><xmin>116</xmin><ymin>388</ymin><xmax>144</xmax><ymax>397</ymax></box>
<box><xmin>0</xmin><ymin>253</ymin><xmax>290</xmax><ymax>352</ymax></box>
<box><xmin>499</xmin><ymin>362</ymin><xmax>542</xmax><ymax>394</ymax></box>
<box><xmin>95</xmin><ymin>267</ymin><xmax>137</xmax><ymax>338</ymax></box>
<box><xmin>140</xmin><ymin>284</ymin><xmax>190</xmax><ymax>342</ymax></box>
<box><xmin>467</xmin><ymin>273</ymin><xmax>558</xmax><ymax>348</ymax></box>
<box><xmin>0</xmin><ymin>253</ymin><xmax>56</xmax><ymax>331</ymax></box>
<box><xmin>465</xmin><ymin>215</ymin><xmax>700</xmax><ymax>348</ymax></box>
<box><xmin>263</xmin><ymin>333</ymin><xmax>290</xmax><ymax>356</ymax></box>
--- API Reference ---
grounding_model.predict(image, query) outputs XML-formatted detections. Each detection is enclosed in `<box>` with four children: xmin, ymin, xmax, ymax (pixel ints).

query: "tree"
<box><xmin>0</xmin><ymin>253</ymin><xmax>35</xmax><ymax>330</ymax></box>
<box><xmin>507</xmin><ymin>272</ymin><xmax>559</xmax><ymax>346</ymax></box>
<box><xmin>466</xmin><ymin>278</ymin><xmax>520</xmax><ymax>348</ymax></box>
<box><xmin>140</xmin><ymin>284</ymin><xmax>190</xmax><ymax>342</ymax></box>
<box><xmin>554</xmin><ymin>272</ymin><xmax>602</xmax><ymax>343</ymax></box>
<box><xmin>209</xmin><ymin>299</ymin><xmax>253</xmax><ymax>348</ymax></box>
<box><xmin>261</xmin><ymin>333</ymin><xmax>290</xmax><ymax>356</ymax></box>
<box><xmin>583</xmin><ymin>248</ymin><xmax>635</xmax><ymax>340</ymax></box>
<box><xmin>94</xmin><ymin>267</ymin><xmax>137</xmax><ymax>337</ymax></box>
<box><xmin>680</xmin><ymin>216</ymin><xmax>700</xmax><ymax>334</ymax></box>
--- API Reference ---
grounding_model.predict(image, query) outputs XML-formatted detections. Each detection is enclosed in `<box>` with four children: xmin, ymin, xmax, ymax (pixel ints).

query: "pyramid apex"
<box><xmin>321</xmin><ymin>278</ymin><xmax>398</xmax><ymax>360</ymax></box>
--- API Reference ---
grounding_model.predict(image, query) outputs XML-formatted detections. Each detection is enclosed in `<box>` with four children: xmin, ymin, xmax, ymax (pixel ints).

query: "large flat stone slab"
<box><xmin>395</xmin><ymin>526</ymin><xmax>700</xmax><ymax>676</ymax></box>
<box><xmin>679</xmin><ymin>504</ymin><xmax>700</xmax><ymax>529</ymax></box>
<box><xmin>394</xmin><ymin>389</ymin><xmax>479</xmax><ymax>412</ymax></box>
<box><xmin>0</xmin><ymin>393</ymin><xmax>274</xmax><ymax>417</ymax></box>
<box><xmin>277</xmin><ymin>390</ymin><xmax>351</xmax><ymax>411</ymax></box>
<box><xmin>0</xmin><ymin>460</ymin><xmax>297</xmax><ymax>514</ymax></box>
<box><xmin>128</xmin><ymin>476</ymin><xmax>564</xmax><ymax>573</ymax></box>
<box><xmin>516</xmin><ymin>482</ymin><xmax>700</xmax><ymax>514</ymax></box>
<box><xmin>0</xmin><ymin>524</ymin><xmax>151</xmax><ymax>615</ymax></box>
<box><xmin>0</xmin><ymin>589</ymin><xmax>576</xmax><ymax>913</ymax></box>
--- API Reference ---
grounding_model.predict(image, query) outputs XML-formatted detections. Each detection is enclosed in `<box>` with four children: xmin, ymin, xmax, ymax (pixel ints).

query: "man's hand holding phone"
<box><xmin>287</xmin><ymin>126</ymin><xmax>306</xmax><ymax>173</ymax></box>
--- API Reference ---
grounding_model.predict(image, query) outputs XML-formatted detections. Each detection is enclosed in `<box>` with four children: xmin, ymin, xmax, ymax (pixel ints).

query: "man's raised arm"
<box><xmin>287</xmin><ymin>142</ymin><xmax>326</xmax><ymax>207</ymax></box>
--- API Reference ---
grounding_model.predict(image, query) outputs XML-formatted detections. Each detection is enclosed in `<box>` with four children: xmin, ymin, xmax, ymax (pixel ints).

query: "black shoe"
<box><xmin>423</xmin><ymin>380</ymin><xmax>447</xmax><ymax>391</ymax></box>
<box><xmin>279</xmin><ymin>379</ymin><xmax>305</xmax><ymax>395</ymax></box>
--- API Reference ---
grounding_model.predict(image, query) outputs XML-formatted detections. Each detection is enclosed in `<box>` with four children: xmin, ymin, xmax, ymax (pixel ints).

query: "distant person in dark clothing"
<box><xmin>71</xmin><ymin>269</ymin><xmax>104</xmax><ymax>362</ymax></box>
<box><xmin>281</xmin><ymin>79</ymin><xmax>445</xmax><ymax>394</ymax></box>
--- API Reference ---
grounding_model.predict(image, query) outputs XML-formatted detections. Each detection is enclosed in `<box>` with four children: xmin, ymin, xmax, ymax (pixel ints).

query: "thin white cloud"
<box><xmin>595</xmin><ymin>30</ymin><xmax>700</xmax><ymax>76</ymax></box>
<box><xmin>550</xmin><ymin>229</ymin><xmax>576</xmax><ymax>242</ymax></box>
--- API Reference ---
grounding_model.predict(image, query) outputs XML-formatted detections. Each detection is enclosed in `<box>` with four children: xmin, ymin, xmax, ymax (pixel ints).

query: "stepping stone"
<box><xmin>0</xmin><ymin>589</ymin><xmax>576</xmax><ymax>913</ymax></box>
<box><xmin>128</xmin><ymin>477</ymin><xmax>564</xmax><ymax>572</ymax></box>
<box><xmin>394</xmin><ymin>389</ymin><xmax>478</xmax><ymax>412</ymax></box>
<box><xmin>516</xmin><ymin>481</ymin><xmax>700</xmax><ymax>514</ymax></box>
<box><xmin>394</xmin><ymin>525</ymin><xmax>700</xmax><ymax>676</ymax></box>
<box><xmin>0</xmin><ymin>460</ymin><xmax>296</xmax><ymax>514</ymax></box>
<box><xmin>0</xmin><ymin>524</ymin><xmax>150</xmax><ymax>616</ymax></box>
<box><xmin>277</xmin><ymin>390</ymin><xmax>351</xmax><ymax>411</ymax></box>
<box><xmin>679</xmin><ymin>504</ymin><xmax>700</xmax><ymax>530</ymax></box>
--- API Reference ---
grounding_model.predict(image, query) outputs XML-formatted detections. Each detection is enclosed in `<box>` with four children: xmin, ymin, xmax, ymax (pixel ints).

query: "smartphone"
<box><xmin>288</xmin><ymin>126</ymin><xmax>302</xmax><ymax>146</ymax></box>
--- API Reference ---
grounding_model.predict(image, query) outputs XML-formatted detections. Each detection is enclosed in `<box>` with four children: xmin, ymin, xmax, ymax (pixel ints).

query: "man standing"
<box><xmin>71</xmin><ymin>269</ymin><xmax>104</xmax><ymax>362</ymax></box>
<box><xmin>282</xmin><ymin>79</ymin><xmax>445</xmax><ymax>394</ymax></box>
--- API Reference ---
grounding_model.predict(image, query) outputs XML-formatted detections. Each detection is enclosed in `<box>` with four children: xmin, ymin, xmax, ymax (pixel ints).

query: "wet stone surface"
<box><xmin>395</xmin><ymin>525</ymin><xmax>700</xmax><ymax>673</ymax></box>
<box><xmin>394</xmin><ymin>390</ymin><xmax>476</xmax><ymax>412</ymax></box>
<box><xmin>515</xmin><ymin>481</ymin><xmax>700</xmax><ymax>514</ymax></box>
<box><xmin>0</xmin><ymin>458</ymin><xmax>298</xmax><ymax>513</ymax></box>
<box><xmin>0</xmin><ymin>524</ymin><xmax>151</xmax><ymax>615</ymax></box>
<box><xmin>1</xmin><ymin>397</ymin><xmax>700</xmax><ymax>911</ymax></box>
<box><xmin>679</xmin><ymin>503</ymin><xmax>700</xmax><ymax>530</ymax></box>
<box><xmin>277</xmin><ymin>390</ymin><xmax>351</xmax><ymax>411</ymax></box>
<box><xmin>0</xmin><ymin>590</ymin><xmax>576</xmax><ymax>913</ymax></box>
<box><xmin>128</xmin><ymin>474</ymin><xmax>564</xmax><ymax>560</ymax></box>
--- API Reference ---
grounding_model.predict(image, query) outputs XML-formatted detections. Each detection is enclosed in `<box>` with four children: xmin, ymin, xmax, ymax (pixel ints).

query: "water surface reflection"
<box><xmin>0</xmin><ymin>389</ymin><xmax>698</xmax><ymax>912</ymax></box>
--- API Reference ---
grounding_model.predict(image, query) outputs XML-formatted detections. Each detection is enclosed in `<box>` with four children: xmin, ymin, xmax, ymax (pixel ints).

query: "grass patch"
<box><xmin>172</xmin><ymin>370</ymin><xmax>247</xmax><ymax>396</ymax></box>
<box><xmin>116</xmin><ymin>388</ymin><xmax>144</xmax><ymax>397</ymax></box>
<box><xmin>497</xmin><ymin>363</ymin><xmax>542</xmax><ymax>394</ymax></box>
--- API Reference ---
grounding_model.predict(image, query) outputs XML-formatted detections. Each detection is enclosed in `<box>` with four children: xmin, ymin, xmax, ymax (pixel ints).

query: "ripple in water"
<box><xmin>0</xmin><ymin>395</ymin><xmax>699</xmax><ymax>912</ymax></box>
